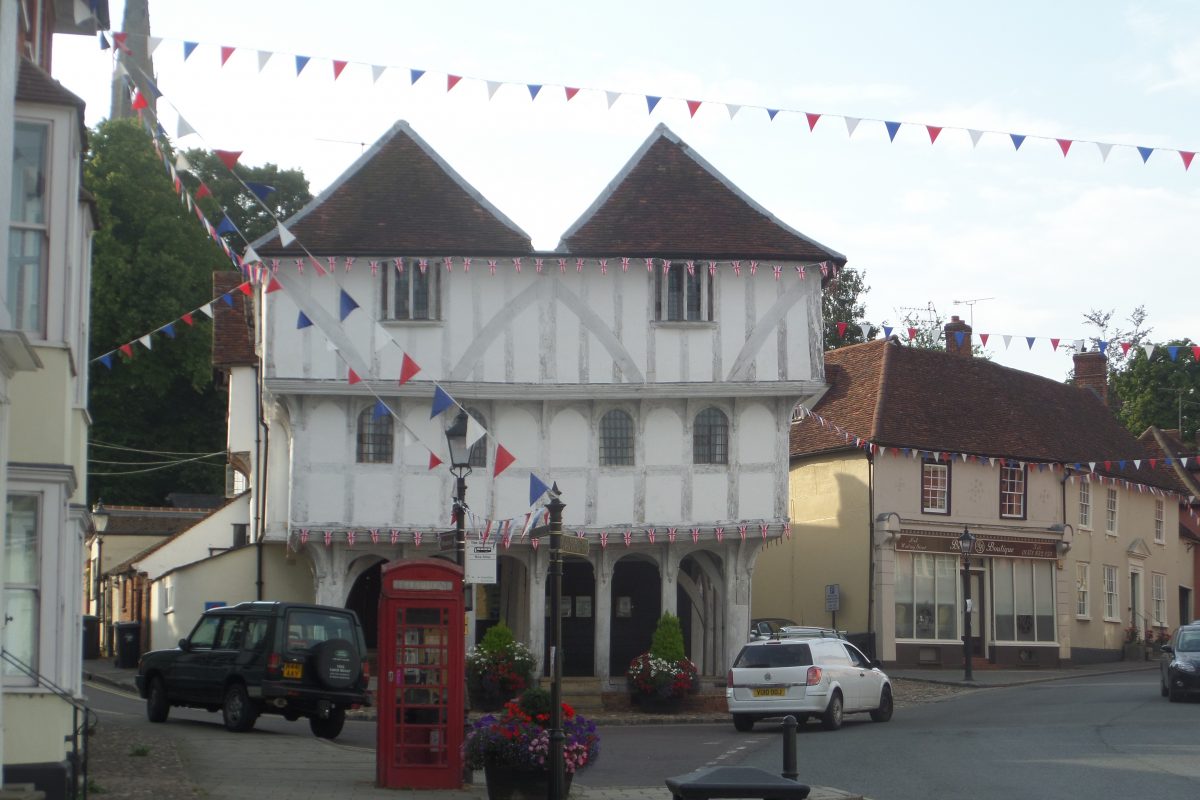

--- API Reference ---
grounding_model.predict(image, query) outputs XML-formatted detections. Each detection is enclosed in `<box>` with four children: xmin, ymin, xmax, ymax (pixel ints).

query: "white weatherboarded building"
<box><xmin>248</xmin><ymin>121</ymin><xmax>845</xmax><ymax>680</ymax></box>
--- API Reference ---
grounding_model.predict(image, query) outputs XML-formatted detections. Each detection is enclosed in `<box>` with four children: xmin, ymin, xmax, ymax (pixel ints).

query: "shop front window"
<box><xmin>992</xmin><ymin>557</ymin><xmax>1055</xmax><ymax>643</ymax></box>
<box><xmin>894</xmin><ymin>552</ymin><xmax>958</xmax><ymax>640</ymax></box>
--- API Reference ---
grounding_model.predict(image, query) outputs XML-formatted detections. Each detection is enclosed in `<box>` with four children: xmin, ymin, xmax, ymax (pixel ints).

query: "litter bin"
<box><xmin>82</xmin><ymin>614</ymin><xmax>100</xmax><ymax>660</ymax></box>
<box><xmin>114</xmin><ymin>621</ymin><xmax>141</xmax><ymax>668</ymax></box>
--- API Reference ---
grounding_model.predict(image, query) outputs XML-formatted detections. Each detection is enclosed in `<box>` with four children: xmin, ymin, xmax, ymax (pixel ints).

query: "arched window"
<box><xmin>466</xmin><ymin>407</ymin><xmax>488</xmax><ymax>468</ymax></box>
<box><xmin>599</xmin><ymin>410</ymin><xmax>635</xmax><ymax>466</ymax></box>
<box><xmin>356</xmin><ymin>405</ymin><xmax>394</xmax><ymax>463</ymax></box>
<box><xmin>693</xmin><ymin>407</ymin><xmax>729</xmax><ymax>465</ymax></box>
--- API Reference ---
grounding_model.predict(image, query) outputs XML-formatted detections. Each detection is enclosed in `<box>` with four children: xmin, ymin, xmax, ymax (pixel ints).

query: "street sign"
<box><xmin>465</xmin><ymin>542</ymin><xmax>497</xmax><ymax>584</ymax></box>
<box><xmin>438</xmin><ymin>530</ymin><xmax>457</xmax><ymax>552</ymax></box>
<box><xmin>825</xmin><ymin>584</ymin><xmax>841</xmax><ymax>612</ymax></box>
<box><xmin>559</xmin><ymin>536</ymin><xmax>589</xmax><ymax>557</ymax></box>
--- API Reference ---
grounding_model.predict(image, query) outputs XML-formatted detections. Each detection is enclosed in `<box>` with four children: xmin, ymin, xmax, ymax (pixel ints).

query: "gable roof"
<box><xmin>253</xmin><ymin>120</ymin><xmax>532</xmax><ymax>257</ymax></box>
<box><xmin>557</xmin><ymin>124</ymin><xmax>846</xmax><ymax>263</ymax></box>
<box><xmin>16</xmin><ymin>58</ymin><xmax>87</xmax><ymax>143</ymax></box>
<box><xmin>791</xmin><ymin>339</ymin><xmax>1178</xmax><ymax>491</ymax></box>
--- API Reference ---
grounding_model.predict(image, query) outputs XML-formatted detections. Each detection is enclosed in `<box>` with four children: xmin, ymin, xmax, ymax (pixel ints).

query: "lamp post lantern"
<box><xmin>546</xmin><ymin>484</ymin><xmax>566</xmax><ymax>800</ymax></box>
<box><xmin>957</xmin><ymin>526</ymin><xmax>976</xmax><ymax>682</ymax></box>
<box><xmin>445</xmin><ymin>410</ymin><xmax>472</xmax><ymax>570</ymax></box>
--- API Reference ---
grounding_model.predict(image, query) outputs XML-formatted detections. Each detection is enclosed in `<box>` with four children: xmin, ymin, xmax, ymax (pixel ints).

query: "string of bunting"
<box><xmin>831</xmin><ymin>321</ymin><xmax>1197</xmax><ymax>362</ymax></box>
<box><xmin>791</xmin><ymin>406</ymin><xmax>1200</xmax><ymax>520</ymax></box>
<box><xmin>101</xmin><ymin>29</ymin><xmax>1200</xmax><ymax>172</ymax></box>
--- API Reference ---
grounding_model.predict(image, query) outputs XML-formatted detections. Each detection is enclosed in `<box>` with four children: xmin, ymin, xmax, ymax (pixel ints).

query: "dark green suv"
<box><xmin>135</xmin><ymin>602</ymin><xmax>369</xmax><ymax>739</ymax></box>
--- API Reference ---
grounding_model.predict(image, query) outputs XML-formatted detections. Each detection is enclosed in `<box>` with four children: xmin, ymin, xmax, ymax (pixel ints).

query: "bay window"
<box><xmin>3</xmin><ymin>494</ymin><xmax>40</xmax><ymax>680</ymax></box>
<box><xmin>8</xmin><ymin>121</ymin><xmax>49</xmax><ymax>334</ymax></box>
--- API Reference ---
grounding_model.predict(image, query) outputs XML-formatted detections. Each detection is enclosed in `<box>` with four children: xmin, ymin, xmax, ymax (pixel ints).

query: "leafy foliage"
<box><xmin>86</xmin><ymin>119</ymin><xmax>229</xmax><ymax>504</ymax></box>
<box><xmin>1077</xmin><ymin>306</ymin><xmax>1152</xmax><ymax>374</ymax></box>
<box><xmin>181</xmin><ymin>149</ymin><xmax>311</xmax><ymax>244</ymax></box>
<box><xmin>649</xmin><ymin>613</ymin><xmax>686</xmax><ymax>662</ymax></box>
<box><xmin>823</xmin><ymin>268</ymin><xmax>875</xmax><ymax>350</ymax></box>
<box><xmin>1109</xmin><ymin>338</ymin><xmax>1200</xmax><ymax>442</ymax></box>
<box><xmin>467</xmin><ymin>623</ymin><xmax>536</xmax><ymax>703</ymax></box>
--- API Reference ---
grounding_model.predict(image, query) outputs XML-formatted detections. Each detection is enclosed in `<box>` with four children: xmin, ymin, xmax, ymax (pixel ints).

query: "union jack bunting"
<box><xmin>324</xmin><ymin>530</ymin><xmax>332</xmax><ymax>547</ymax></box>
<box><xmin>621</xmin><ymin>257</ymin><xmax>630</xmax><ymax>272</ymax></box>
<box><xmin>346</xmin><ymin>530</ymin><xmax>356</xmax><ymax>547</ymax></box>
<box><xmin>535</xmin><ymin>258</ymin><xmax>544</xmax><ymax>273</ymax></box>
<box><xmin>599</xmin><ymin>258</ymin><xmax>608</xmax><ymax>275</ymax></box>
<box><xmin>488</xmin><ymin>259</ymin><xmax>498</xmax><ymax>275</ymax></box>
<box><xmin>443</xmin><ymin>257</ymin><xmax>453</xmax><ymax>272</ymax></box>
<box><xmin>369</xmin><ymin>260</ymin><xmax>380</xmax><ymax>276</ymax></box>
<box><xmin>418</xmin><ymin>258</ymin><xmax>428</xmax><ymax>274</ymax></box>
<box><xmin>370</xmin><ymin>528</ymin><xmax>380</xmax><ymax>545</ymax></box>
<box><xmin>623</xmin><ymin>529</ymin><xmax>632</xmax><ymax>547</ymax></box>
<box><xmin>271</xmin><ymin>258</ymin><xmax>280</xmax><ymax>275</ymax></box>
<box><xmin>749</xmin><ymin>260</ymin><xmax>759</xmax><ymax>276</ymax></box>
<box><xmin>647</xmin><ymin>527</ymin><xmax>656</xmax><ymax>544</ymax></box>
<box><xmin>295</xmin><ymin>257</ymin><xmax>305</xmax><ymax>275</ymax></box>
<box><xmin>645</xmin><ymin>257</ymin><xmax>655</xmax><ymax>272</ymax></box>
<box><xmin>393</xmin><ymin>258</ymin><xmax>404</xmax><ymax>273</ymax></box>
<box><xmin>299</xmin><ymin>528</ymin><xmax>309</xmax><ymax>545</ymax></box>
<box><xmin>600</xmin><ymin>531</ymin><xmax>609</xmax><ymax>549</ymax></box>
<box><xmin>668</xmin><ymin>527</ymin><xmax>677</xmax><ymax>543</ymax></box>
<box><xmin>345</xmin><ymin>257</ymin><xmax>355</xmax><ymax>272</ymax></box>
<box><xmin>708</xmin><ymin>261</ymin><xmax>717</xmax><ymax>276</ymax></box>
<box><xmin>531</xmin><ymin>537</ymin><xmax>540</xmax><ymax>551</ymax></box>
<box><xmin>739</xmin><ymin>524</ymin><xmax>748</xmax><ymax>541</ymax></box>
<box><xmin>512</xmin><ymin>257</ymin><xmax>522</xmax><ymax>273</ymax></box>
<box><xmin>686</xmin><ymin>260</ymin><xmax>695</xmax><ymax>276</ymax></box>
<box><xmin>412</xmin><ymin>530</ymin><xmax>422</xmax><ymax>547</ymax></box>
<box><xmin>773</xmin><ymin>265</ymin><xmax>782</xmax><ymax>280</ymax></box>
<box><xmin>796</xmin><ymin>265</ymin><xmax>806</xmax><ymax>279</ymax></box>
<box><xmin>463</xmin><ymin>257</ymin><xmax>472</xmax><ymax>272</ymax></box>
<box><xmin>715</xmin><ymin>526</ymin><xmax>724</xmax><ymax>542</ymax></box>
<box><xmin>760</xmin><ymin>523</ymin><xmax>768</xmax><ymax>539</ymax></box>
<box><xmin>690</xmin><ymin>528</ymin><xmax>700</xmax><ymax>543</ymax></box>
<box><xmin>576</xmin><ymin>258</ymin><xmax>584</xmax><ymax>273</ymax></box>
<box><xmin>732</xmin><ymin>261</ymin><xmax>742</xmax><ymax>276</ymax></box>
<box><xmin>558</xmin><ymin>258</ymin><xmax>568</xmax><ymax>273</ymax></box>
<box><xmin>327</xmin><ymin>257</ymin><xmax>337</xmax><ymax>273</ymax></box>
<box><xmin>390</xmin><ymin>528</ymin><xmax>400</xmax><ymax>545</ymax></box>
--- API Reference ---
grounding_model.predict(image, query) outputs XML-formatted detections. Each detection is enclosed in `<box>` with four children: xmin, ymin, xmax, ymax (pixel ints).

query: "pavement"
<box><xmin>82</xmin><ymin>656</ymin><xmax>1160</xmax><ymax>800</ymax></box>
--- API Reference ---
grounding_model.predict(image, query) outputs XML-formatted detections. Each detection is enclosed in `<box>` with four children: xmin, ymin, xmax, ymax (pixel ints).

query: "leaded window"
<box><xmin>654</xmin><ymin>261</ymin><xmax>712</xmax><ymax>322</ymax></box>
<box><xmin>356</xmin><ymin>405</ymin><xmax>394</xmax><ymax>463</ymax></box>
<box><xmin>693</xmin><ymin>407</ymin><xmax>728</xmax><ymax>465</ymax></box>
<box><xmin>381</xmin><ymin>258</ymin><xmax>439</xmax><ymax>321</ymax></box>
<box><xmin>599</xmin><ymin>410</ymin><xmax>634</xmax><ymax>466</ymax></box>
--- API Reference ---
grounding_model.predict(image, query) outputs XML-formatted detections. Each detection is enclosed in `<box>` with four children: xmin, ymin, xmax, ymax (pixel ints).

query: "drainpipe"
<box><xmin>867</xmin><ymin>450</ymin><xmax>875</xmax><ymax>637</ymax></box>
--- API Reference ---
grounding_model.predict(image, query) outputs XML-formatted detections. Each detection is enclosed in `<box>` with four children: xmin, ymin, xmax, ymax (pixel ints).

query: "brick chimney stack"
<box><xmin>1073</xmin><ymin>350</ymin><xmax>1108</xmax><ymax>402</ymax></box>
<box><xmin>944</xmin><ymin>316</ymin><xmax>973</xmax><ymax>357</ymax></box>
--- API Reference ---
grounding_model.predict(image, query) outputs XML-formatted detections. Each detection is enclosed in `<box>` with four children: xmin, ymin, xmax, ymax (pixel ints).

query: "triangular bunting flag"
<box><xmin>410</xmin><ymin>68</ymin><xmax>425</xmax><ymax>84</ymax></box>
<box><xmin>266</xmin><ymin>277</ymin><xmax>283</xmax><ymax>294</ymax></box>
<box><xmin>1180</xmin><ymin>151</ymin><xmax>1195</xmax><ymax>170</ymax></box>
<box><xmin>430</xmin><ymin>386</ymin><xmax>455</xmax><ymax>418</ymax></box>
<box><xmin>687</xmin><ymin>100</ymin><xmax>701</xmax><ymax>118</ymax></box>
<box><xmin>465</xmin><ymin>413</ymin><xmax>486</xmax><ymax>448</ymax></box>
<box><xmin>277</xmin><ymin>222</ymin><xmax>295</xmax><ymax>247</ymax></box>
<box><xmin>1142</xmin><ymin>344</ymin><xmax>1155</xmax><ymax>359</ymax></box>
<box><xmin>177</xmin><ymin>116</ymin><xmax>196</xmax><ymax>139</ymax></box>
<box><xmin>297</xmin><ymin>311</ymin><xmax>313</xmax><ymax>329</ymax></box>
<box><xmin>767</xmin><ymin>108</ymin><xmax>780</xmax><ymax>120</ymax></box>
<box><xmin>138</xmin><ymin>334</ymin><xmax>152</xmax><ymax>350</ymax></box>
<box><xmin>528</xmin><ymin>84</ymin><xmax>542</xmax><ymax>100</ymax></box>
<box><xmin>347</xmin><ymin>369</ymin><xmax>361</xmax><ymax>385</ymax></box>
<box><xmin>257</xmin><ymin>50</ymin><xmax>271</xmax><ymax>72</ymax></box>
<box><xmin>1011</xmin><ymin>133</ymin><xmax>1026</xmax><ymax>150</ymax></box>
<box><xmin>1002</xmin><ymin>335</ymin><xmax>1013</xmax><ymax>349</ymax></box>
<box><xmin>100</xmin><ymin>353</ymin><xmax>113</xmax><ymax>369</ymax></box>
<box><xmin>429</xmin><ymin>451</ymin><xmax>442</xmax><ymax>470</ymax></box>
<box><xmin>332</xmin><ymin>60</ymin><xmax>348</xmax><ymax>80</ymax></box>
<box><xmin>564</xmin><ymin>87</ymin><xmax>580</xmax><ymax>101</ymax></box>
<box><xmin>646</xmin><ymin>95</ymin><xmax>661</xmax><ymax>113</ymax></box>
<box><xmin>979</xmin><ymin>333</ymin><xmax>990</xmax><ymax>346</ymax></box>
<box><xmin>606</xmin><ymin>91</ymin><xmax>620</xmax><ymax>109</ymax></box>
<box><xmin>372</xmin><ymin>399</ymin><xmax>390</xmax><ymax>420</ymax></box>
<box><xmin>214</xmin><ymin>150</ymin><xmax>242</xmax><ymax>170</ymax></box>
<box><xmin>246</xmin><ymin>182</ymin><xmax>276</xmax><ymax>201</ymax></box>
<box><xmin>1050</xmin><ymin>338</ymin><xmax>1060</xmax><ymax>351</ymax></box>
<box><xmin>295</xmin><ymin>55</ymin><xmax>310</xmax><ymax>76</ymax></box>
<box><xmin>399</xmin><ymin>353</ymin><xmax>421</xmax><ymax>385</ymax></box>
<box><xmin>486</xmin><ymin>80</ymin><xmax>502</xmax><ymax>99</ymax></box>
<box><xmin>529</xmin><ymin>474</ymin><xmax>551</xmax><ymax>506</ymax></box>
<box><xmin>726</xmin><ymin>104</ymin><xmax>741</xmax><ymax>119</ymax></box>
<box><xmin>221</xmin><ymin>46</ymin><xmax>235</xmax><ymax>66</ymax></box>
<box><xmin>1096</xmin><ymin>142</ymin><xmax>1113</xmax><ymax>162</ymax></box>
<box><xmin>885</xmin><ymin>121</ymin><xmax>901</xmax><ymax>141</ymax></box>
<box><xmin>199</xmin><ymin>304</ymin><xmax>215</xmax><ymax>319</ymax></box>
<box><xmin>1057</xmin><ymin>139</ymin><xmax>1073</xmax><ymax>157</ymax></box>
<box><xmin>1138</xmin><ymin>146</ymin><xmax>1154</xmax><ymax>163</ymax></box>
<box><xmin>845</xmin><ymin>116</ymin><xmax>861</xmax><ymax>137</ymax></box>
<box><xmin>183</xmin><ymin>41</ymin><xmax>198</xmax><ymax>61</ymax></box>
<box><xmin>1168</xmin><ymin>346</ymin><xmax>1180</xmax><ymax>361</ymax></box>
<box><xmin>493</xmin><ymin>445</ymin><xmax>516</xmax><ymax>477</ymax></box>
<box><xmin>968</xmin><ymin>129</ymin><xmax>984</xmax><ymax>147</ymax></box>
<box><xmin>119</xmin><ymin>343</ymin><xmax>133</xmax><ymax>358</ymax></box>
<box><xmin>371</xmin><ymin>64</ymin><xmax>386</xmax><ymax>83</ymax></box>
<box><xmin>339</xmin><ymin>290</ymin><xmax>360</xmax><ymax>321</ymax></box>
<box><xmin>447</xmin><ymin>74</ymin><xmax>462</xmax><ymax>91</ymax></box>
<box><xmin>927</xmin><ymin>125</ymin><xmax>942</xmax><ymax>143</ymax></box>
<box><xmin>806</xmin><ymin>112</ymin><xmax>821</xmax><ymax>131</ymax></box>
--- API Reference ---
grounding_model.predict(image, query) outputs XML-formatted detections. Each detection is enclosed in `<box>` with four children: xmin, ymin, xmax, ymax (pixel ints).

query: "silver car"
<box><xmin>726</xmin><ymin>636</ymin><xmax>892</xmax><ymax>731</ymax></box>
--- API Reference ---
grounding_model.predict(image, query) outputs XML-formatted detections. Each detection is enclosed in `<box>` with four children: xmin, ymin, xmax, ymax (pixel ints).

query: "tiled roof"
<box><xmin>558</xmin><ymin>125</ymin><xmax>846</xmax><ymax>263</ymax></box>
<box><xmin>16</xmin><ymin>58</ymin><xmax>87</xmax><ymax>143</ymax></box>
<box><xmin>791</xmin><ymin>339</ymin><xmax>1179</xmax><ymax>491</ymax></box>
<box><xmin>212</xmin><ymin>272</ymin><xmax>256</xmax><ymax>367</ymax></box>
<box><xmin>97</xmin><ymin>505</ymin><xmax>211</xmax><ymax>537</ymax></box>
<box><xmin>253</xmin><ymin>120</ymin><xmax>532</xmax><ymax>257</ymax></box>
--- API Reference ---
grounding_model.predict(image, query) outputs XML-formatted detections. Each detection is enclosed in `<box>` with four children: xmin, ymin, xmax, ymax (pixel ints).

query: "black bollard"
<box><xmin>781</xmin><ymin>715</ymin><xmax>798</xmax><ymax>781</ymax></box>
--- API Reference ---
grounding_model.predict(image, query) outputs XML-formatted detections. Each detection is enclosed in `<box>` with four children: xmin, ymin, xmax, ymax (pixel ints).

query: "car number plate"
<box><xmin>752</xmin><ymin>687</ymin><xmax>786</xmax><ymax>697</ymax></box>
<box><xmin>283</xmin><ymin>663</ymin><xmax>303</xmax><ymax>679</ymax></box>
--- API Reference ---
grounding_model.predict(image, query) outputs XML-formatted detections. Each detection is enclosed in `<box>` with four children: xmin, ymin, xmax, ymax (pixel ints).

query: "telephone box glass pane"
<box><xmin>395</xmin><ymin>604</ymin><xmax>451</xmax><ymax>766</ymax></box>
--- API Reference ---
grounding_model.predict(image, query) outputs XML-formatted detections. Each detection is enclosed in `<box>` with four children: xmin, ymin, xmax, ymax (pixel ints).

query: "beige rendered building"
<box><xmin>757</xmin><ymin>320</ymin><xmax>1193</xmax><ymax>668</ymax></box>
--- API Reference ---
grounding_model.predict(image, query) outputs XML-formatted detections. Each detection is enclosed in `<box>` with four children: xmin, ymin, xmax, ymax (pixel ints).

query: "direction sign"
<box><xmin>438</xmin><ymin>530</ymin><xmax>458</xmax><ymax>552</ymax></box>
<box><xmin>559</xmin><ymin>535</ymin><xmax>589</xmax><ymax>557</ymax></box>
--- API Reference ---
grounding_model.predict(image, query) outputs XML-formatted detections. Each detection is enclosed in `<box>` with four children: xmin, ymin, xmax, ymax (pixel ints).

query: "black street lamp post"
<box><xmin>546</xmin><ymin>484</ymin><xmax>566</xmax><ymax>800</ymax></box>
<box><xmin>957</xmin><ymin>526</ymin><xmax>976</xmax><ymax>682</ymax></box>
<box><xmin>444</xmin><ymin>410</ymin><xmax>472</xmax><ymax>783</ymax></box>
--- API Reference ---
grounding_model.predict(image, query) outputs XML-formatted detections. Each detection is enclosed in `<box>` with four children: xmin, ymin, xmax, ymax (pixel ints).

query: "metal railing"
<box><xmin>1</xmin><ymin>647</ymin><xmax>95</xmax><ymax>800</ymax></box>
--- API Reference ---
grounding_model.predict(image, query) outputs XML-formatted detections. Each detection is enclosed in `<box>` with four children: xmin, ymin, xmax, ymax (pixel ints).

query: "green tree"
<box><xmin>883</xmin><ymin>302</ymin><xmax>986</xmax><ymax>356</ymax></box>
<box><xmin>86</xmin><ymin>119</ymin><xmax>231</xmax><ymax>504</ymax></box>
<box><xmin>823</xmin><ymin>267</ymin><xmax>875</xmax><ymax>350</ymax></box>
<box><xmin>649</xmin><ymin>613</ymin><xmax>686</xmax><ymax>662</ymax></box>
<box><xmin>181</xmin><ymin>149</ymin><xmax>311</xmax><ymax>245</ymax></box>
<box><xmin>1077</xmin><ymin>306</ymin><xmax>1152</xmax><ymax>374</ymax></box>
<box><xmin>1110</xmin><ymin>339</ymin><xmax>1200</xmax><ymax>441</ymax></box>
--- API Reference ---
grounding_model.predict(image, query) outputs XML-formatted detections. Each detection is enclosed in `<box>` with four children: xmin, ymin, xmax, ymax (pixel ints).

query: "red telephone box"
<box><xmin>377</xmin><ymin>558</ymin><xmax>465</xmax><ymax>789</ymax></box>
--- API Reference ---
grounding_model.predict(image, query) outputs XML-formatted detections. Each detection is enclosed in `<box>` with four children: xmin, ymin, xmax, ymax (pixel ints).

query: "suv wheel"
<box><xmin>821</xmin><ymin>691</ymin><xmax>844</xmax><ymax>731</ymax></box>
<box><xmin>312</xmin><ymin>638</ymin><xmax>361</xmax><ymax>690</ymax></box>
<box><xmin>732</xmin><ymin>714</ymin><xmax>755</xmax><ymax>732</ymax></box>
<box><xmin>310</xmin><ymin>707</ymin><xmax>346</xmax><ymax>739</ymax></box>
<box><xmin>146</xmin><ymin>677</ymin><xmax>169</xmax><ymax>723</ymax></box>
<box><xmin>870</xmin><ymin>685</ymin><xmax>893</xmax><ymax>722</ymax></box>
<box><xmin>223</xmin><ymin>683</ymin><xmax>259</xmax><ymax>732</ymax></box>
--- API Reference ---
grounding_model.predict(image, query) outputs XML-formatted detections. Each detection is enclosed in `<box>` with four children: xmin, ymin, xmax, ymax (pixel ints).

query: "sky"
<box><xmin>49</xmin><ymin>0</ymin><xmax>1200</xmax><ymax>382</ymax></box>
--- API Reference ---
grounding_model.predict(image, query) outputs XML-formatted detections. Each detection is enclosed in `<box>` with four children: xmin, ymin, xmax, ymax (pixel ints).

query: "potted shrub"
<box><xmin>467</xmin><ymin>623</ymin><xmax>536</xmax><ymax>711</ymax></box>
<box><xmin>626</xmin><ymin>613</ymin><xmax>699</xmax><ymax>712</ymax></box>
<box><xmin>464</xmin><ymin>687</ymin><xmax>601</xmax><ymax>800</ymax></box>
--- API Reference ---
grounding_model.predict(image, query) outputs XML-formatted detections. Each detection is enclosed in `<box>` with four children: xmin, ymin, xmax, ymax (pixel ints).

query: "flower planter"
<box><xmin>633</xmin><ymin>693</ymin><xmax>685</xmax><ymax>714</ymax></box>
<box><xmin>484</xmin><ymin>764</ymin><xmax>573</xmax><ymax>800</ymax></box>
<box><xmin>1122</xmin><ymin>642</ymin><xmax>1143</xmax><ymax>662</ymax></box>
<box><xmin>469</xmin><ymin>689</ymin><xmax>510</xmax><ymax>712</ymax></box>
